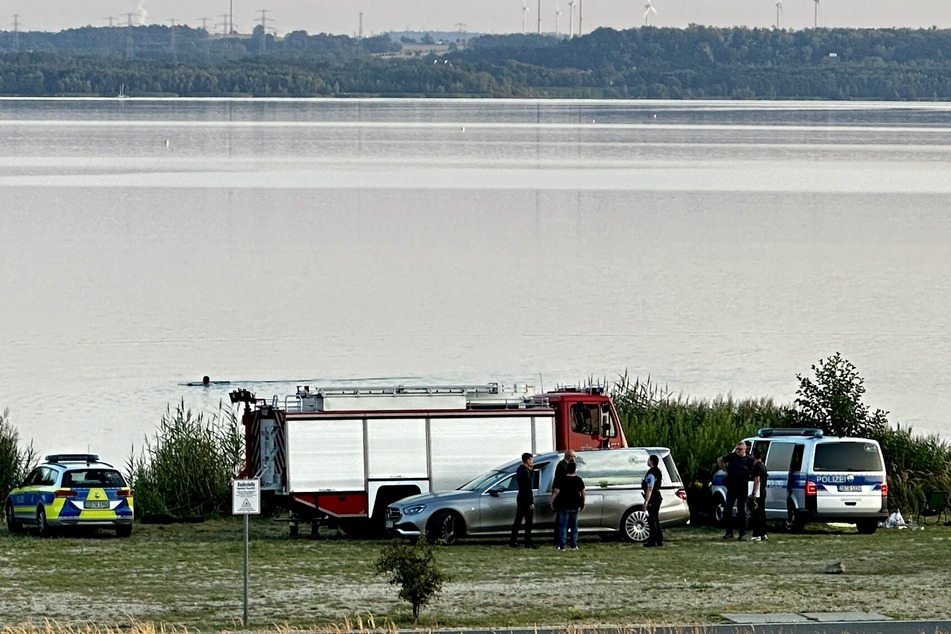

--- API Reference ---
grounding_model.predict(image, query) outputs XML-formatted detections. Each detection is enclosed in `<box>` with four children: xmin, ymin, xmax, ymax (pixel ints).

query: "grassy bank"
<box><xmin>1</xmin><ymin>518</ymin><xmax>950</xmax><ymax>630</ymax></box>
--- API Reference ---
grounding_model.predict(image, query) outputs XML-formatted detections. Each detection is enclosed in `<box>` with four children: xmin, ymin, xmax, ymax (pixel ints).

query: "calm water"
<box><xmin>1</xmin><ymin>97</ymin><xmax>950</xmax><ymax>463</ymax></box>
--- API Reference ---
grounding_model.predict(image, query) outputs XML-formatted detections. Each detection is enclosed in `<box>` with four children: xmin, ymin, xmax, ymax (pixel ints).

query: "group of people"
<box><xmin>508</xmin><ymin>449</ymin><xmax>666</xmax><ymax>550</ymax></box>
<box><xmin>718</xmin><ymin>440</ymin><xmax>768</xmax><ymax>542</ymax></box>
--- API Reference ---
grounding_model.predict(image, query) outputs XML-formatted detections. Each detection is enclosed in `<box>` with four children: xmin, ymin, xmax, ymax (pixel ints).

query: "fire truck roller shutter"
<box><xmin>367</xmin><ymin>418</ymin><xmax>428</xmax><ymax>480</ymax></box>
<box><xmin>285</xmin><ymin>419</ymin><xmax>365</xmax><ymax>493</ymax></box>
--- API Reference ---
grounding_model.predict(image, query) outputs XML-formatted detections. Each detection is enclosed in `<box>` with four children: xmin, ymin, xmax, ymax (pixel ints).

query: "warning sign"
<box><xmin>232</xmin><ymin>479</ymin><xmax>261</xmax><ymax>515</ymax></box>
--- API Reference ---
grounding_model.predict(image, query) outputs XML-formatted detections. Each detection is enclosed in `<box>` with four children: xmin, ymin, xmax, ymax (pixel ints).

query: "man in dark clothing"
<box><xmin>510</xmin><ymin>453</ymin><xmax>536</xmax><ymax>548</ymax></box>
<box><xmin>749</xmin><ymin>448</ymin><xmax>768</xmax><ymax>542</ymax></box>
<box><xmin>717</xmin><ymin>440</ymin><xmax>754</xmax><ymax>540</ymax></box>
<box><xmin>642</xmin><ymin>454</ymin><xmax>664</xmax><ymax>547</ymax></box>
<box><xmin>551</xmin><ymin>460</ymin><xmax>585</xmax><ymax>550</ymax></box>
<box><xmin>551</xmin><ymin>449</ymin><xmax>576</xmax><ymax>544</ymax></box>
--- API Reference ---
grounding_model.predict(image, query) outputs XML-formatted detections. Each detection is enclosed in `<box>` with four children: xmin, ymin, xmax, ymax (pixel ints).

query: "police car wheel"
<box><xmin>5</xmin><ymin>501</ymin><xmax>23</xmax><ymax>533</ymax></box>
<box><xmin>36</xmin><ymin>506</ymin><xmax>52</xmax><ymax>537</ymax></box>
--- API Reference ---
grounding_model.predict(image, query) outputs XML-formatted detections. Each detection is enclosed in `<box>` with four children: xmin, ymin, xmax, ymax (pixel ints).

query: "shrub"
<box><xmin>375</xmin><ymin>539</ymin><xmax>448</xmax><ymax>621</ymax></box>
<box><xmin>126</xmin><ymin>400</ymin><xmax>243</xmax><ymax>519</ymax></box>
<box><xmin>0</xmin><ymin>408</ymin><xmax>37</xmax><ymax>504</ymax></box>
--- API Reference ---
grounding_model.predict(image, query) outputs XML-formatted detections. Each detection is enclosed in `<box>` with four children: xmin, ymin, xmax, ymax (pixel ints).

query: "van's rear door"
<box><xmin>812</xmin><ymin>441</ymin><xmax>886</xmax><ymax>516</ymax></box>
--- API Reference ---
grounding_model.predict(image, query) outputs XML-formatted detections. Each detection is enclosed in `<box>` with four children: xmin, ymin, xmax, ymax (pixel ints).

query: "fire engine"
<box><xmin>232</xmin><ymin>382</ymin><xmax>628</xmax><ymax>536</ymax></box>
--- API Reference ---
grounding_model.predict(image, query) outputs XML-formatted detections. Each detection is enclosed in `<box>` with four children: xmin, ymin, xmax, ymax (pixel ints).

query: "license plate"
<box><xmin>837</xmin><ymin>485</ymin><xmax>862</xmax><ymax>492</ymax></box>
<box><xmin>385</xmin><ymin>520</ymin><xmax>394</xmax><ymax>529</ymax></box>
<box><xmin>84</xmin><ymin>500</ymin><xmax>110</xmax><ymax>509</ymax></box>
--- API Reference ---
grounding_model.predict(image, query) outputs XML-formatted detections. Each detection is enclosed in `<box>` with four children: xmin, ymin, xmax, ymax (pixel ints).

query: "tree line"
<box><xmin>2</xmin><ymin>24</ymin><xmax>951</xmax><ymax>98</ymax></box>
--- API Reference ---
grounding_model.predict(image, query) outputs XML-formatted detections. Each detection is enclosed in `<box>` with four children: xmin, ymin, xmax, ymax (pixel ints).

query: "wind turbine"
<box><xmin>775</xmin><ymin>1</ymin><xmax>782</xmax><ymax>29</ymax></box>
<box><xmin>813</xmin><ymin>0</ymin><xmax>819</xmax><ymax>27</ymax></box>
<box><xmin>522</xmin><ymin>0</ymin><xmax>530</xmax><ymax>33</ymax></box>
<box><xmin>568</xmin><ymin>0</ymin><xmax>575</xmax><ymax>37</ymax></box>
<box><xmin>643</xmin><ymin>0</ymin><xmax>657</xmax><ymax>26</ymax></box>
<box><xmin>555</xmin><ymin>1</ymin><xmax>561</xmax><ymax>36</ymax></box>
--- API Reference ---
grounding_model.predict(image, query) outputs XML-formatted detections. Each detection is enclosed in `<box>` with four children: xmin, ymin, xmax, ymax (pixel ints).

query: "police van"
<box><xmin>710</xmin><ymin>428</ymin><xmax>888</xmax><ymax>534</ymax></box>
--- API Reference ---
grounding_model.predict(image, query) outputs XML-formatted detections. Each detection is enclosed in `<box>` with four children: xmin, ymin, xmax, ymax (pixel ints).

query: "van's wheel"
<box><xmin>621</xmin><ymin>508</ymin><xmax>650</xmax><ymax>543</ymax></box>
<box><xmin>711</xmin><ymin>493</ymin><xmax>726</xmax><ymax>527</ymax></box>
<box><xmin>426</xmin><ymin>510</ymin><xmax>464</xmax><ymax>545</ymax></box>
<box><xmin>5</xmin><ymin>501</ymin><xmax>23</xmax><ymax>534</ymax></box>
<box><xmin>36</xmin><ymin>506</ymin><xmax>53</xmax><ymax>537</ymax></box>
<box><xmin>856</xmin><ymin>519</ymin><xmax>879</xmax><ymax>535</ymax></box>
<box><xmin>784</xmin><ymin>501</ymin><xmax>804</xmax><ymax>533</ymax></box>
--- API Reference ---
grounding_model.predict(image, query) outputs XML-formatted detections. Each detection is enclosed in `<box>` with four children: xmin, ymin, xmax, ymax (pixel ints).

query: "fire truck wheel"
<box><xmin>427</xmin><ymin>510</ymin><xmax>463</xmax><ymax>545</ymax></box>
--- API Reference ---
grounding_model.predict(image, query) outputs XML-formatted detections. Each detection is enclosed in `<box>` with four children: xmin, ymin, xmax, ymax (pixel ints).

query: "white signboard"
<box><xmin>232</xmin><ymin>479</ymin><xmax>261</xmax><ymax>515</ymax></box>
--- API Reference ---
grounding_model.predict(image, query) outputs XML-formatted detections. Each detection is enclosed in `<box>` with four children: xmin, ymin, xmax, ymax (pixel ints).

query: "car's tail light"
<box><xmin>675</xmin><ymin>488</ymin><xmax>688</xmax><ymax>500</ymax></box>
<box><xmin>116</xmin><ymin>488</ymin><xmax>133</xmax><ymax>498</ymax></box>
<box><xmin>880</xmin><ymin>483</ymin><xmax>888</xmax><ymax>496</ymax></box>
<box><xmin>54</xmin><ymin>489</ymin><xmax>78</xmax><ymax>498</ymax></box>
<box><xmin>805</xmin><ymin>481</ymin><xmax>817</xmax><ymax>496</ymax></box>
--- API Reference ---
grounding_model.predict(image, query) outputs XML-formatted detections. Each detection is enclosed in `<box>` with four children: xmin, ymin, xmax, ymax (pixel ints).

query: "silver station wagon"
<box><xmin>385</xmin><ymin>447</ymin><xmax>690</xmax><ymax>544</ymax></box>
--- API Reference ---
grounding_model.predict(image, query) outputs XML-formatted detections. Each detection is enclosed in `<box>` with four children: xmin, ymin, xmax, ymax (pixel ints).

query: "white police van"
<box><xmin>710</xmin><ymin>428</ymin><xmax>888</xmax><ymax>534</ymax></box>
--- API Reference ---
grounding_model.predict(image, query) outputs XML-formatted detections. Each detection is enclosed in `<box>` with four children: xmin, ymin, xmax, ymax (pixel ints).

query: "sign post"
<box><xmin>232</xmin><ymin>478</ymin><xmax>261</xmax><ymax>627</ymax></box>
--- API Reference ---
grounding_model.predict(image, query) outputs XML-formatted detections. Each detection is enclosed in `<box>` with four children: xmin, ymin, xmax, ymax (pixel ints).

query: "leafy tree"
<box><xmin>375</xmin><ymin>539</ymin><xmax>448</xmax><ymax>621</ymax></box>
<box><xmin>794</xmin><ymin>352</ymin><xmax>889</xmax><ymax>438</ymax></box>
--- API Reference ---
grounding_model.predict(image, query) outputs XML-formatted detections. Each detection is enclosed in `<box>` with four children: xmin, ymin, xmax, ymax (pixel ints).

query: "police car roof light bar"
<box><xmin>46</xmin><ymin>453</ymin><xmax>100</xmax><ymax>463</ymax></box>
<box><xmin>757</xmin><ymin>428</ymin><xmax>823</xmax><ymax>438</ymax></box>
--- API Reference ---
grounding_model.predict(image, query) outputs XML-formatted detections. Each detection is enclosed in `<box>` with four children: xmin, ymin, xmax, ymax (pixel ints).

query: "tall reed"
<box><xmin>0</xmin><ymin>408</ymin><xmax>37</xmax><ymax>502</ymax></box>
<box><xmin>126</xmin><ymin>400</ymin><xmax>243</xmax><ymax>519</ymax></box>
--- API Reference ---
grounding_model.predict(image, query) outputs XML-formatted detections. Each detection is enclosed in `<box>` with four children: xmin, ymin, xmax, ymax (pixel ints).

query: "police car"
<box><xmin>710</xmin><ymin>428</ymin><xmax>888</xmax><ymax>534</ymax></box>
<box><xmin>4</xmin><ymin>454</ymin><xmax>134</xmax><ymax>537</ymax></box>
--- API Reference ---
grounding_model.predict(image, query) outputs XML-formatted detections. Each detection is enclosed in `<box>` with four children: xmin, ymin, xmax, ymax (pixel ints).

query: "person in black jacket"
<box><xmin>749</xmin><ymin>448</ymin><xmax>768</xmax><ymax>542</ymax></box>
<box><xmin>509</xmin><ymin>453</ymin><xmax>536</xmax><ymax>548</ymax></box>
<box><xmin>551</xmin><ymin>449</ymin><xmax>576</xmax><ymax>545</ymax></box>
<box><xmin>718</xmin><ymin>441</ymin><xmax>754</xmax><ymax>540</ymax></box>
<box><xmin>642</xmin><ymin>454</ymin><xmax>664</xmax><ymax>547</ymax></box>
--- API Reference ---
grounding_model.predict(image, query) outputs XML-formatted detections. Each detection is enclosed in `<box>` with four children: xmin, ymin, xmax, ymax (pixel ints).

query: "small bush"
<box><xmin>375</xmin><ymin>539</ymin><xmax>448</xmax><ymax>621</ymax></box>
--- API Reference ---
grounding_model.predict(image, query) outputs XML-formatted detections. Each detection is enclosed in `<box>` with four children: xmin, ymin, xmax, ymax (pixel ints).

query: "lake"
<box><xmin>1</xmin><ymin>97</ymin><xmax>949</xmax><ymax>463</ymax></box>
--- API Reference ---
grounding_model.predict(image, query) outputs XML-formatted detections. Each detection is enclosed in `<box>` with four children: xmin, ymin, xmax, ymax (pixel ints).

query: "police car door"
<box><xmin>762</xmin><ymin>442</ymin><xmax>795</xmax><ymax>516</ymax></box>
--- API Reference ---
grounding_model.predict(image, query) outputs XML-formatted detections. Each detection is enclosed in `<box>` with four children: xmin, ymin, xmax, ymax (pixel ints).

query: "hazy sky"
<box><xmin>7</xmin><ymin>0</ymin><xmax>951</xmax><ymax>37</ymax></box>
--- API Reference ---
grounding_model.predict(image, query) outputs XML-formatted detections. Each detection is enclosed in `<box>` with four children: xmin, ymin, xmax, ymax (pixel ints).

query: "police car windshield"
<box><xmin>814</xmin><ymin>443</ymin><xmax>884</xmax><ymax>472</ymax></box>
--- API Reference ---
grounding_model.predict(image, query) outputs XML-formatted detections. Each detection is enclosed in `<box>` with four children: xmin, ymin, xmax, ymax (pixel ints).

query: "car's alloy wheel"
<box><xmin>621</xmin><ymin>508</ymin><xmax>650</xmax><ymax>542</ymax></box>
<box><xmin>5</xmin><ymin>501</ymin><xmax>23</xmax><ymax>533</ymax></box>
<box><xmin>427</xmin><ymin>510</ymin><xmax>462</xmax><ymax>545</ymax></box>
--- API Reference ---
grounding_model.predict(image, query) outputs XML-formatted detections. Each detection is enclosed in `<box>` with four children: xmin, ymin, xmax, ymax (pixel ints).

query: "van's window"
<box><xmin>571</xmin><ymin>403</ymin><xmax>617</xmax><ymax>437</ymax></box>
<box><xmin>790</xmin><ymin>445</ymin><xmax>804</xmax><ymax>472</ymax></box>
<box><xmin>814</xmin><ymin>443</ymin><xmax>884</xmax><ymax>472</ymax></box>
<box><xmin>750</xmin><ymin>440</ymin><xmax>770</xmax><ymax>462</ymax></box>
<box><xmin>575</xmin><ymin>450</ymin><xmax>648</xmax><ymax>487</ymax></box>
<box><xmin>765</xmin><ymin>442</ymin><xmax>793</xmax><ymax>472</ymax></box>
<box><xmin>662</xmin><ymin>455</ymin><xmax>682</xmax><ymax>485</ymax></box>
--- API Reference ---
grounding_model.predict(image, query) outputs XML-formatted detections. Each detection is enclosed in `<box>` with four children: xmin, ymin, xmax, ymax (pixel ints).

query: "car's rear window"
<box><xmin>63</xmin><ymin>469</ymin><xmax>126</xmax><ymax>487</ymax></box>
<box><xmin>813</xmin><ymin>442</ymin><xmax>884</xmax><ymax>472</ymax></box>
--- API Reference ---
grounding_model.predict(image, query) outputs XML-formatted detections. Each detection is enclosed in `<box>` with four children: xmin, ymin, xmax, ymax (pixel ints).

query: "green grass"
<box><xmin>1</xmin><ymin>518</ymin><xmax>950</xmax><ymax>630</ymax></box>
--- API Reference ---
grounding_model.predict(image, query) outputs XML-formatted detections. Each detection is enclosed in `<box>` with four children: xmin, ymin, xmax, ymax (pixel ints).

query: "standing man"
<box><xmin>551</xmin><ymin>460</ymin><xmax>585</xmax><ymax>550</ymax></box>
<box><xmin>552</xmin><ymin>449</ymin><xmax>576</xmax><ymax>545</ymax></box>
<box><xmin>510</xmin><ymin>452</ymin><xmax>537</xmax><ymax>548</ymax></box>
<box><xmin>717</xmin><ymin>440</ymin><xmax>754</xmax><ymax>540</ymax></box>
<box><xmin>749</xmin><ymin>448</ymin><xmax>768</xmax><ymax>542</ymax></box>
<box><xmin>641</xmin><ymin>454</ymin><xmax>664</xmax><ymax>547</ymax></box>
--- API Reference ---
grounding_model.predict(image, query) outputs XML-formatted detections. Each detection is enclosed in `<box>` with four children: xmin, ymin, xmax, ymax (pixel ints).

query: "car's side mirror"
<box><xmin>488</xmin><ymin>487</ymin><xmax>504</xmax><ymax>497</ymax></box>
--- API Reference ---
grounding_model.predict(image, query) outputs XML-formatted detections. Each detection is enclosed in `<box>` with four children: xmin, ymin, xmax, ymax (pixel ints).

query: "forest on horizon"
<box><xmin>1</xmin><ymin>24</ymin><xmax>950</xmax><ymax>99</ymax></box>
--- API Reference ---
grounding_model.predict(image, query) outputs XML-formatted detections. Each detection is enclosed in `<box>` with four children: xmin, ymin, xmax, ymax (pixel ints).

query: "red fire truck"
<box><xmin>233</xmin><ymin>382</ymin><xmax>627</xmax><ymax>536</ymax></box>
